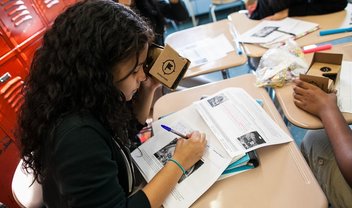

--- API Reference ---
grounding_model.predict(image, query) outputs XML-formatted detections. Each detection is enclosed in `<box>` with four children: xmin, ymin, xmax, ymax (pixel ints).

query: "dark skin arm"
<box><xmin>293</xmin><ymin>79</ymin><xmax>352</xmax><ymax>187</ymax></box>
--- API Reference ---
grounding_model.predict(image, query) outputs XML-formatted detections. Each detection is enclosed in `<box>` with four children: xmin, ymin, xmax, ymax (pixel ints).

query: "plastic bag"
<box><xmin>255</xmin><ymin>39</ymin><xmax>308</xmax><ymax>87</ymax></box>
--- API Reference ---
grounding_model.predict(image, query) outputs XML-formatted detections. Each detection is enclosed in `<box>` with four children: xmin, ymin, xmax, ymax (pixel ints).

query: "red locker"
<box><xmin>32</xmin><ymin>0</ymin><xmax>67</xmax><ymax>25</ymax></box>
<box><xmin>0</xmin><ymin>0</ymin><xmax>78</xmax><ymax>206</ymax></box>
<box><xmin>18</xmin><ymin>35</ymin><xmax>43</xmax><ymax>69</ymax></box>
<box><xmin>0</xmin><ymin>0</ymin><xmax>46</xmax><ymax>47</ymax></box>
<box><xmin>0</xmin><ymin>54</ymin><xmax>26</xmax><ymax>147</ymax></box>
<box><xmin>0</xmin><ymin>27</ymin><xmax>12</xmax><ymax>58</ymax></box>
<box><xmin>63</xmin><ymin>0</ymin><xmax>77</xmax><ymax>7</ymax></box>
<box><xmin>0</xmin><ymin>127</ymin><xmax>20</xmax><ymax>208</ymax></box>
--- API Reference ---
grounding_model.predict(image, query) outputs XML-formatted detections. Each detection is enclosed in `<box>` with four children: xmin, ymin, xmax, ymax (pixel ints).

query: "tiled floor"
<box><xmin>164</xmin><ymin>7</ymin><xmax>309</xmax><ymax>146</ymax></box>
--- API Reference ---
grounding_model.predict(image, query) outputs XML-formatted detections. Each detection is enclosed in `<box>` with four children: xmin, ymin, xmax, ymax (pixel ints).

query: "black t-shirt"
<box><xmin>250</xmin><ymin>0</ymin><xmax>347</xmax><ymax>20</ymax></box>
<box><xmin>42</xmin><ymin>113</ymin><xmax>150</xmax><ymax>208</ymax></box>
<box><xmin>134</xmin><ymin>0</ymin><xmax>189</xmax><ymax>45</ymax></box>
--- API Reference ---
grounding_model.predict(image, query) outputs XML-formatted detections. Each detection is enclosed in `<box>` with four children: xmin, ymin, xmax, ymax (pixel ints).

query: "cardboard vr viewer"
<box><xmin>144</xmin><ymin>44</ymin><xmax>190</xmax><ymax>89</ymax></box>
<box><xmin>300</xmin><ymin>52</ymin><xmax>343</xmax><ymax>92</ymax></box>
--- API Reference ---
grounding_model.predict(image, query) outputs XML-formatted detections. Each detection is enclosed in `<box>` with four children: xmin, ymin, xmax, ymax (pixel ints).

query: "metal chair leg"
<box><xmin>221</xmin><ymin>69</ymin><xmax>230</xmax><ymax>79</ymax></box>
<box><xmin>182</xmin><ymin>0</ymin><xmax>198</xmax><ymax>26</ymax></box>
<box><xmin>209</xmin><ymin>4</ymin><xmax>217</xmax><ymax>22</ymax></box>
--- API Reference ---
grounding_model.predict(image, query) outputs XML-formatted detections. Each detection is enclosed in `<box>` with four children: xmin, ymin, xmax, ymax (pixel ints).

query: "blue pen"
<box><xmin>161</xmin><ymin>124</ymin><xmax>188</xmax><ymax>139</ymax></box>
<box><xmin>228</xmin><ymin>23</ymin><xmax>243</xmax><ymax>55</ymax></box>
<box><xmin>319</xmin><ymin>27</ymin><xmax>352</xmax><ymax>36</ymax></box>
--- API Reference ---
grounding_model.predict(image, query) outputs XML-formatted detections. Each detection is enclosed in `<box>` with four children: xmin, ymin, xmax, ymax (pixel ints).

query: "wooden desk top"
<box><xmin>275</xmin><ymin>43</ymin><xmax>352</xmax><ymax>129</ymax></box>
<box><xmin>229</xmin><ymin>4</ymin><xmax>352</xmax><ymax>58</ymax></box>
<box><xmin>153</xmin><ymin>74</ymin><xmax>327</xmax><ymax>208</ymax></box>
<box><xmin>165</xmin><ymin>20</ymin><xmax>247</xmax><ymax>78</ymax></box>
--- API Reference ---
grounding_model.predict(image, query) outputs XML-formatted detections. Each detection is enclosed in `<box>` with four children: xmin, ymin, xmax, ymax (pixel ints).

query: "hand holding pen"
<box><xmin>161</xmin><ymin>124</ymin><xmax>207</xmax><ymax>171</ymax></box>
<box><xmin>161</xmin><ymin>125</ymin><xmax>189</xmax><ymax>139</ymax></box>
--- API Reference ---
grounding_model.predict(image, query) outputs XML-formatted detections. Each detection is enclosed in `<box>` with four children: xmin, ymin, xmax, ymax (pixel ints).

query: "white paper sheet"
<box><xmin>178</xmin><ymin>34</ymin><xmax>234</xmax><ymax>68</ymax></box>
<box><xmin>195</xmin><ymin>88</ymin><xmax>292</xmax><ymax>158</ymax></box>
<box><xmin>134</xmin><ymin>106</ymin><xmax>232</xmax><ymax>208</ymax></box>
<box><xmin>336</xmin><ymin>61</ymin><xmax>352</xmax><ymax>113</ymax></box>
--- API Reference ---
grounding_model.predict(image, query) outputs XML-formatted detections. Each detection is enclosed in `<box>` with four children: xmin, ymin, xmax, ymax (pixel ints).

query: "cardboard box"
<box><xmin>300</xmin><ymin>52</ymin><xmax>343</xmax><ymax>92</ymax></box>
<box><xmin>144</xmin><ymin>44</ymin><xmax>190</xmax><ymax>89</ymax></box>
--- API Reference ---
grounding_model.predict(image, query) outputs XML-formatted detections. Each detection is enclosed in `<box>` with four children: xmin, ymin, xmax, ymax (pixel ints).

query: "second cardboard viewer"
<box><xmin>300</xmin><ymin>52</ymin><xmax>343</xmax><ymax>93</ymax></box>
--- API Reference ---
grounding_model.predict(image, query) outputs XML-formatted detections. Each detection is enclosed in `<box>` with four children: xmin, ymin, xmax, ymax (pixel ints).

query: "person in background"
<box><xmin>118</xmin><ymin>0</ymin><xmax>189</xmax><ymax>45</ymax></box>
<box><xmin>245</xmin><ymin>0</ymin><xmax>348</xmax><ymax>20</ymax></box>
<box><xmin>293</xmin><ymin>79</ymin><xmax>352</xmax><ymax>207</ymax></box>
<box><xmin>18</xmin><ymin>1</ymin><xmax>206</xmax><ymax>207</ymax></box>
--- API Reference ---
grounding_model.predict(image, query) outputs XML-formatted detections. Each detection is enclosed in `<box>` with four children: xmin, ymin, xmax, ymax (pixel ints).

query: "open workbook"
<box><xmin>131</xmin><ymin>88</ymin><xmax>292</xmax><ymax>208</ymax></box>
<box><xmin>239</xmin><ymin>17</ymin><xmax>319</xmax><ymax>48</ymax></box>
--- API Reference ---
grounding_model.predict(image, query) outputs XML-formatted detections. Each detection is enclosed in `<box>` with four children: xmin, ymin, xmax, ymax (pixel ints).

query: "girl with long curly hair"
<box><xmin>17</xmin><ymin>0</ymin><xmax>206</xmax><ymax>207</ymax></box>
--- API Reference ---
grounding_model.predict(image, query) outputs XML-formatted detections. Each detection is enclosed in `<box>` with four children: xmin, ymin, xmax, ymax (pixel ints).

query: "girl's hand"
<box><xmin>141</xmin><ymin>75</ymin><xmax>161</xmax><ymax>92</ymax></box>
<box><xmin>172</xmin><ymin>131</ymin><xmax>207</xmax><ymax>171</ymax></box>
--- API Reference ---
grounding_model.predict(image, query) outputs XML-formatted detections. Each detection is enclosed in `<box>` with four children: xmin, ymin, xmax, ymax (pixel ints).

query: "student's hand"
<box><xmin>141</xmin><ymin>75</ymin><xmax>161</xmax><ymax>92</ymax></box>
<box><xmin>172</xmin><ymin>131</ymin><xmax>207</xmax><ymax>171</ymax></box>
<box><xmin>293</xmin><ymin>79</ymin><xmax>338</xmax><ymax>118</ymax></box>
<box><xmin>265</xmin><ymin>9</ymin><xmax>289</xmax><ymax>20</ymax></box>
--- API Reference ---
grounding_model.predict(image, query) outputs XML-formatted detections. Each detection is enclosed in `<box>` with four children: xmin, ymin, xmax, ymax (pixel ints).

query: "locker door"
<box><xmin>0</xmin><ymin>0</ymin><xmax>46</xmax><ymax>47</ymax></box>
<box><xmin>0</xmin><ymin>127</ymin><xmax>20</xmax><ymax>208</ymax></box>
<box><xmin>0</xmin><ymin>27</ymin><xmax>12</xmax><ymax>57</ymax></box>
<box><xmin>19</xmin><ymin>35</ymin><xmax>42</xmax><ymax>69</ymax></box>
<box><xmin>32</xmin><ymin>0</ymin><xmax>66</xmax><ymax>25</ymax></box>
<box><xmin>0</xmin><ymin>54</ymin><xmax>26</xmax><ymax>147</ymax></box>
<box><xmin>63</xmin><ymin>0</ymin><xmax>77</xmax><ymax>7</ymax></box>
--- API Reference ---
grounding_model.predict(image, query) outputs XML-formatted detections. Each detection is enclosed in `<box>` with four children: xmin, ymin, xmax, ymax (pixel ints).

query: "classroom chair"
<box><xmin>11</xmin><ymin>159</ymin><xmax>43</xmax><ymax>208</ymax></box>
<box><xmin>210</xmin><ymin>0</ymin><xmax>244</xmax><ymax>22</ymax></box>
<box><xmin>182</xmin><ymin>0</ymin><xmax>198</xmax><ymax>26</ymax></box>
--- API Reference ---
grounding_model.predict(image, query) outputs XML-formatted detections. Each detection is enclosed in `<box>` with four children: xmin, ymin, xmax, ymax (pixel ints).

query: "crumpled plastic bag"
<box><xmin>255</xmin><ymin>39</ymin><xmax>308</xmax><ymax>87</ymax></box>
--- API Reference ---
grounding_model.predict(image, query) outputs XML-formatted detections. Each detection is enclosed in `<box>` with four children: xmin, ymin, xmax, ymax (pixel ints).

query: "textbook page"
<box><xmin>195</xmin><ymin>88</ymin><xmax>292</xmax><ymax>158</ymax></box>
<box><xmin>336</xmin><ymin>61</ymin><xmax>352</xmax><ymax>113</ymax></box>
<box><xmin>133</xmin><ymin>106</ymin><xmax>233</xmax><ymax>208</ymax></box>
<box><xmin>239</xmin><ymin>18</ymin><xmax>318</xmax><ymax>45</ymax></box>
<box><xmin>178</xmin><ymin>34</ymin><xmax>234</xmax><ymax>68</ymax></box>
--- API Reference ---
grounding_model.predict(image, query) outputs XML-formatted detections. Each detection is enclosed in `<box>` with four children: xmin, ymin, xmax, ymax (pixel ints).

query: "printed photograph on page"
<box><xmin>154</xmin><ymin>138</ymin><xmax>204</xmax><ymax>183</ymax></box>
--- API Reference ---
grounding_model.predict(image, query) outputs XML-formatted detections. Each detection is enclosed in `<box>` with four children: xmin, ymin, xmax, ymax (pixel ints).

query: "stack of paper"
<box><xmin>239</xmin><ymin>18</ymin><xmax>319</xmax><ymax>48</ymax></box>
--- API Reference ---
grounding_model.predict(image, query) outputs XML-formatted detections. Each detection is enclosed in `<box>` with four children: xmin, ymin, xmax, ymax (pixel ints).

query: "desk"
<box><xmin>228</xmin><ymin>4</ymin><xmax>352</xmax><ymax>58</ymax></box>
<box><xmin>153</xmin><ymin>74</ymin><xmax>327</xmax><ymax>208</ymax></box>
<box><xmin>274</xmin><ymin>43</ymin><xmax>352</xmax><ymax>129</ymax></box>
<box><xmin>165</xmin><ymin>19</ymin><xmax>247</xmax><ymax>78</ymax></box>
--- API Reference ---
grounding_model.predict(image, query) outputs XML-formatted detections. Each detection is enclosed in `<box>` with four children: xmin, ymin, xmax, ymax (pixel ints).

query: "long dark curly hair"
<box><xmin>17</xmin><ymin>0</ymin><xmax>154</xmax><ymax>182</ymax></box>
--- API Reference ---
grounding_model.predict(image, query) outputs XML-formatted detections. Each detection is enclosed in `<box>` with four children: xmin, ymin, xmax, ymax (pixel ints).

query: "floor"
<box><xmin>164</xmin><ymin>7</ymin><xmax>310</xmax><ymax>147</ymax></box>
